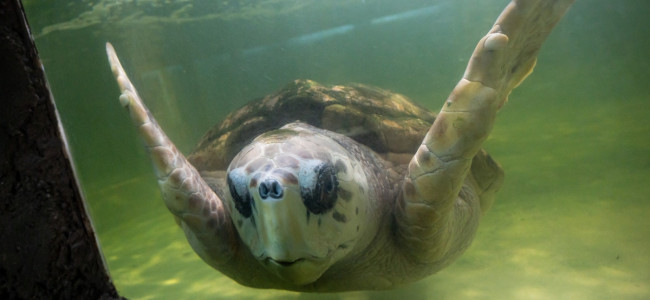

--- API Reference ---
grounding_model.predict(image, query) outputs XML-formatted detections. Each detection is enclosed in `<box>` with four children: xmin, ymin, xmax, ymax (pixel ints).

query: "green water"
<box><xmin>24</xmin><ymin>0</ymin><xmax>649</xmax><ymax>299</ymax></box>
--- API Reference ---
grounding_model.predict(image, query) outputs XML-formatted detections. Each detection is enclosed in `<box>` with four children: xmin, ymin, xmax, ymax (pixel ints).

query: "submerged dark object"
<box><xmin>0</xmin><ymin>0</ymin><xmax>122</xmax><ymax>298</ymax></box>
<box><xmin>107</xmin><ymin>0</ymin><xmax>574</xmax><ymax>292</ymax></box>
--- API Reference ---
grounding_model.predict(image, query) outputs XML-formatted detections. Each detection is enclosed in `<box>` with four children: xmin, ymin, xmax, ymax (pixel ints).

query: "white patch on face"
<box><xmin>228</xmin><ymin>168</ymin><xmax>251</xmax><ymax>202</ymax></box>
<box><xmin>297</xmin><ymin>159</ymin><xmax>322</xmax><ymax>191</ymax></box>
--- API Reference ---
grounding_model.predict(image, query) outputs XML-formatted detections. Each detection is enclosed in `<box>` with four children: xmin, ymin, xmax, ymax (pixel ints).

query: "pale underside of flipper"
<box><xmin>106</xmin><ymin>43</ymin><xmax>236</xmax><ymax>264</ymax></box>
<box><xmin>397</xmin><ymin>0</ymin><xmax>575</xmax><ymax>264</ymax></box>
<box><xmin>465</xmin><ymin>0</ymin><xmax>576</xmax><ymax>103</ymax></box>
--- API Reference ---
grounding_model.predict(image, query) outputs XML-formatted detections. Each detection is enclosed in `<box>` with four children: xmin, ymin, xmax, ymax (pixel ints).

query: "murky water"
<box><xmin>24</xmin><ymin>0</ymin><xmax>649</xmax><ymax>299</ymax></box>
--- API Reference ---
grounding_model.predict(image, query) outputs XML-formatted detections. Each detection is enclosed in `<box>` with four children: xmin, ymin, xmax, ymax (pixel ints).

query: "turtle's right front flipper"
<box><xmin>397</xmin><ymin>0</ymin><xmax>574</xmax><ymax>266</ymax></box>
<box><xmin>106</xmin><ymin>43</ymin><xmax>236</xmax><ymax>264</ymax></box>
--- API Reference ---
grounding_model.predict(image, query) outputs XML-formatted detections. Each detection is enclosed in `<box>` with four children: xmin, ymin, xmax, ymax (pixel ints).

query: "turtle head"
<box><xmin>226</xmin><ymin>123</ymin><xmax>371</xmax><ymax>285</ymax></box>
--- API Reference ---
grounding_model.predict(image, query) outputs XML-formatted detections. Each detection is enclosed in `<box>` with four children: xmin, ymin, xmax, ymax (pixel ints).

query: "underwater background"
<box><xmin>23</xmin><ymin>0</ymin><xmax>648</xmax><ymax>299</ymax></box>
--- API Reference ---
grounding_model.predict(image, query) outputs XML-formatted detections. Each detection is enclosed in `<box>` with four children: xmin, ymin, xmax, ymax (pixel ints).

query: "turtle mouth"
<box><xmin>261</xmin><ymin>255</ymin><xmax>329</xmax><ymax>285</ymax></box>
<box><xmin>267</xmin><ymin>257</ymin><xmax>305</xmax><ymax>267</ymax></box>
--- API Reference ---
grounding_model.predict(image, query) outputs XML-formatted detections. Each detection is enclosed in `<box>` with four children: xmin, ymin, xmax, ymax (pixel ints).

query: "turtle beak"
<box><xmin>253</xmin><ymin>183</ymin><xmax>331</xmax><ymax>284</ymax></box>
<box><xmin>255</xmin><ymin>183</ymin><xmax>314</xmax><ymax>262</ymax></box>
<box><xmin>263</xmin><ymin>255</ymin><xmax>330</xmax><ymax>285</ymax></box>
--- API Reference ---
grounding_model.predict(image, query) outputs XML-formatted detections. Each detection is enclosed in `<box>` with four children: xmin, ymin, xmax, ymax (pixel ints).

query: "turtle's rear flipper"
<box><xmin>397</xmin><ymin>0</ymin><xmax>574</xmax><ymax>265</ymax></box>
<box><xmin>106</xmin><ymin>43</ymin><xmax>236</xmax><ymax>263</ymax></box>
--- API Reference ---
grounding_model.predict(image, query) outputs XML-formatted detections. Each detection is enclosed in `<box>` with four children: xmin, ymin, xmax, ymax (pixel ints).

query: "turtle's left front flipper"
<box><xmin>106</xmin><ymin>43</ymin><xmax>236</xmax><ymax>264</ymax></box>
<box><xmin>397</xmin><ymin>0</ymin><xmax>574</xmax><ymax>266</ymax></box>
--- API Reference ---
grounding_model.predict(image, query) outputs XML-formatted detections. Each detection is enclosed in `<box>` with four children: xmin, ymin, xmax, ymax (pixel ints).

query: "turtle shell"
<box><xmin>188</xmin><ymin>79</ymin><xmax>503</xmax><ymax>211</ymax></box>
<box><xmin>188</xmin><ymin>79</ymin><xmax>437</xmax><ymax>171</ymax></box>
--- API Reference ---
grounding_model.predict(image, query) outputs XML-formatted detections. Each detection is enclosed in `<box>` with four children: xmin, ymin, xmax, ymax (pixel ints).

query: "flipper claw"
<box><xmin>484</xmin><ymin>32</ymin><xmax>509</xmax><ymax>51</ymax></box>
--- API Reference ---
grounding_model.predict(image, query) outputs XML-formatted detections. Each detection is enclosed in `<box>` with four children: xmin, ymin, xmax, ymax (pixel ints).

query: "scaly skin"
<box><xmin>106</xmin><ymin>43</ymin><xmax>237</xmax><ymax>266</ymax></box>
<box><xmin>397</xmin><ymin>0</ymin><xmax>575</xmax><ymax>266</ymax></box>
<box><xmin>106</xmin><ymin>0</ymin><xmax>574</xmax><ymax>291</ymax></box>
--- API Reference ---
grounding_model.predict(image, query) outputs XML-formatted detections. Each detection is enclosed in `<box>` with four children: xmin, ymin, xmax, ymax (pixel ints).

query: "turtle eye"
<box><xmin>301</xmin><ymin>163</ymin><xmax>338</xmax><ymax>214</ymax></box>
<box><xmin>227</xmin><ymin>174</ymin><xmax>253</xmax><ymax>218</ymax></box>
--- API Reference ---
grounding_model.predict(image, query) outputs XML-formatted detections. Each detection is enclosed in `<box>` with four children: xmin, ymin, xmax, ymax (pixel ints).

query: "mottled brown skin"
<box><xmin>188</xmin><ymin>80</ymin><xmax>439</xmax><ymax>171</ymax></box>
<box><xmin>189</xmin><ymin>79</ymin><xmax>503</xmax><ymax>224</ymax></box>
<box><xmin>186</xmin><ymin>80</ymin><xmax>502</xmax><ymax>289</ymax></box>
<box><xmin>106</xmin><ymin>0</ymin><xmax>574</xmax><ymax>292</ymax></box>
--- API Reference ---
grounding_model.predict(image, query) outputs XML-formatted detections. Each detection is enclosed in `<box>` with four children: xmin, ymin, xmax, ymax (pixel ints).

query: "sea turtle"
<box><xmin>106</xmin><ymin>0</ymin><xmax>573</xmax><ymax>292</ymax></box>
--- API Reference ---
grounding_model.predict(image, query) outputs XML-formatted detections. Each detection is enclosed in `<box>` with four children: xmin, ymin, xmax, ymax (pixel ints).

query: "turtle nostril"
<box><xmin>259</xmin><ymin>182</ymin><xmax>269</xmax><ymax>199</ymax></box>
<box><xmin>270</xmin><ymin>180</ymin><xmax>283</xmax><ymax>198</ymax></box>
<box><xmin>259</xmin><ymin>179</ymin><xmax>283</xmax><ymax>200</ymax></box>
